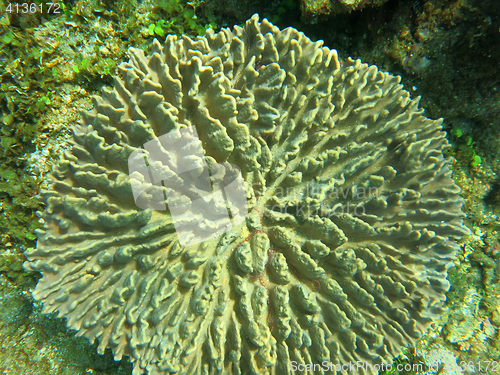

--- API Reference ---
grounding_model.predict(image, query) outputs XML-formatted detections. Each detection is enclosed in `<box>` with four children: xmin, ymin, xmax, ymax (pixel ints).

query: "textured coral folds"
<box><xmin>25</xmin><ymin>15</ymin><xmax>468</xmax><ymax>375</ymax></box>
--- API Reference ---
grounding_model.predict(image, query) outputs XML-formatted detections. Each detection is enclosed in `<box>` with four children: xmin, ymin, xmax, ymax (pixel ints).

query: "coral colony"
<box><xmin>25</xmin><ymin>15</ymin><xmax>468</xmax><ymax>375</ymax></box>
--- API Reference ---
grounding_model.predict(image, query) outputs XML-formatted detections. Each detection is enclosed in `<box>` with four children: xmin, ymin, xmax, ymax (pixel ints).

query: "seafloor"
<box><xmin>0</xmin><ymin>0</ymin><xmax>499</xmax><ymax>374</ymax></box>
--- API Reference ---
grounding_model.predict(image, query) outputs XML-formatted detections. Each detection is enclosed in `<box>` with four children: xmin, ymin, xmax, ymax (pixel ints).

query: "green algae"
<box><xmin>0</xmin><ymin>163</ymin><xmax>41</xmax><ymax>245</ymax></box>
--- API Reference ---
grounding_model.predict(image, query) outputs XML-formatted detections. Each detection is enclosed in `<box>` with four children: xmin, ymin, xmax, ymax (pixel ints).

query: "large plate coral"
<box><xmin>25</xmin><ymin>14</ymin><xmax>469</xmax><ymax>375</ymax></box>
